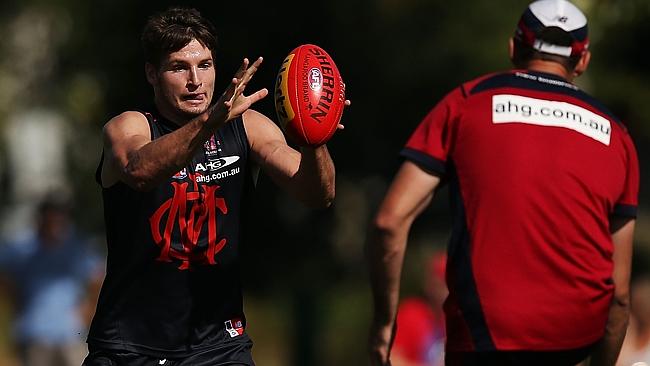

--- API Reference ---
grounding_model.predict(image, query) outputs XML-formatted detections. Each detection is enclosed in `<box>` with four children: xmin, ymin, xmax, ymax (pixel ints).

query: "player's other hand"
<box><xmin>369</xmin><ymin>321</ymin><xmax>393</xmax><ymax>366</ymax></box>
<box><xmin>336</xmin><ymin>99</ymin><xmax>352</xmax><ymax>130</ymax></box>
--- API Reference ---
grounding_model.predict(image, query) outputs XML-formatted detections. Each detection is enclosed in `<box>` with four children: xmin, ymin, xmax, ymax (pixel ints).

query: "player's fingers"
<box><xmin>344</xmin><ymin>99</ymin><xmax>351</xmax><ymax>107</ymax></box>
<box><xmin>229</xmin><ymin>89</ymin><xmax>268</xmax><ymax>117</ymax></box>
<box><xmin>220</xmin><ymin>77</ymin><xmax>238</xmax><ymax>103</ymax></box>
<box><xmin>250</xmin><ymin>56</ymin><xmax>263</xmax><ymax>71</ymax></box>
<box><xmin>236</xmin><ymin>57</ymin><xmax>263</xmax><ymax>94</ymax></box>
<box><xmin>233</xmin><ymin>83</ymin><xmax>247</xmax><ymax>98</ymax></box>
<box><xmin>235</xmin><ymin>66</ymin><xmax>258</xmax><ymax>92</ymax></box>
<box><xmin>240</xmin><ymin>56</ymin><xmax>263</xmax><ymax>85</ymax></box>
<box><xmin>247</xmin><ymin>88</ymin><xmax>268</xmax><ymax>104</ymax></box>
<box><xmin>337</xmin><ymin>123</ymin><xmax>345</xmax><ymax>130</ymax></box>
<box><xmin>228</xmin><ymin>77</ymin><xmax>245</xmax><ymax>104</ymax></box>
<box><xmin>234</xmin><ymin>58</ymin><xmax>249</xmax><ymax>78</ymax></box>
<box><xmin>233</xmin><ymin>78</ymin><xmax>254</xmax><ymax>101</ymax></box>
<box><xmin>245</xmin><ymin>57</ymin><xmax>263</xmax><ymax>74</ymax></box>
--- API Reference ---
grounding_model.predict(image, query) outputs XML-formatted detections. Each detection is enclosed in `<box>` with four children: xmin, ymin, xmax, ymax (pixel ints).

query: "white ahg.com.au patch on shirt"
<box><xmin>492</xmin><ymin>94</ymin><xmax>612</xmax><ymax>146</ymax></box>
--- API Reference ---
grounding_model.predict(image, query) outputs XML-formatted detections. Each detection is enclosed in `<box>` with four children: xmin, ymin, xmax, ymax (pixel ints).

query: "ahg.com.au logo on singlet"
<box><xmin>149</xmin><ymin>173</ymin><xmax>228</xmax><ymax>270</ymax></box>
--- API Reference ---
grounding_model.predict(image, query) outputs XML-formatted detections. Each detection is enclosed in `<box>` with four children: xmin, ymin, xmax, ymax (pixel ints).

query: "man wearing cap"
<box><xmin>367</xmin><ymin>1</ymin><xmax>639</xmax><ymax>365</ymax></box>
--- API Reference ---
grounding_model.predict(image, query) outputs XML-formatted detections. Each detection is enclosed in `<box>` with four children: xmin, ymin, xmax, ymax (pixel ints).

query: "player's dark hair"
<box><xmin>512</xmin><ymin>27</ymin><xmax>581</xmax><ymax>72</ymax></box>
<box><xmin>141</xmin><ymin>7</ymin><xmax>218</xmax><ymax>67</ymax></box>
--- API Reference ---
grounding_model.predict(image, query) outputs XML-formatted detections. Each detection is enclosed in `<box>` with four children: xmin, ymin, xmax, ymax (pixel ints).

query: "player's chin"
<box><xmin>178</xmin><ymin>102</ymin><xmax>210</xmax><ymax>116</ymax></box>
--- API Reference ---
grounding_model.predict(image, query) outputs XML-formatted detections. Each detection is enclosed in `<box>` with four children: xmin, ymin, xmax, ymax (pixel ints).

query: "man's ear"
<box><xmin>573</xmin><ymin>50</ymin><xmax>591</xmax><ymax>78</ymax></box>
<box><xmin>145</xmin><ymin>63</ymin><xmax>157</xmax><ymax>85</ymax></box>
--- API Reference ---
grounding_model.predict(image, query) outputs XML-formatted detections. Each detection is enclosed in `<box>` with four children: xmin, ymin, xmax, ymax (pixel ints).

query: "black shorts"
<box><xmin>445</xmin><ymin>343</ymin><xmax>594</xmax><ymax>366</ymax></box>
<box><xmin>83</xmin><ymin>339</ymin><xmax>255</xmax><ymax>366</ymax></box>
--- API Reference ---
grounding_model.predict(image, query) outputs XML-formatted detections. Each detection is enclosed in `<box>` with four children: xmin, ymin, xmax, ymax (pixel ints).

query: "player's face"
<box><xmin>151</xmin><ymin>39</ymin><xmax>215</xmax><ymax>119</ymax></box>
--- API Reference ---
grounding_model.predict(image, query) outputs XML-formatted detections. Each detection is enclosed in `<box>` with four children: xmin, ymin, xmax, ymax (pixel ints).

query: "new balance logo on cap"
<box><xmin>515</xmin><ymin>0</ymin><xmax>589</xmax><ymax>57</ymax></box>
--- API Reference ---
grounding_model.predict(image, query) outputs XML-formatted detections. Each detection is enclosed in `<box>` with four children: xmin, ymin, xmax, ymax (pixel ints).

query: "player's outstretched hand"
<box><xmin>212</xmin><ymin>57</ymin><xmax>268</xmax><ymax>123</ymax></box>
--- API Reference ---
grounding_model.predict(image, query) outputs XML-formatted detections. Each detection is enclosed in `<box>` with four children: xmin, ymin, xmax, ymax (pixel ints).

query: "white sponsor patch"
<box><xmin>492</xmin><ymin>94</ymin><xmax>611</xmax><ymax>145</ymax></box>
<box><xmin>195</xmin><ymin>156</ymin><xmax>240</xmax><ymax>172</ymax></box>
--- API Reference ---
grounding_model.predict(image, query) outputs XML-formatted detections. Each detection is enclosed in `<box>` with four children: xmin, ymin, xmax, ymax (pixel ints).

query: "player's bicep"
<box><xmin>375</xmin><ymin>161</ymin><xmax>441</xmax><ymax>231</ymax></box>
<box><xmin>101</xmin><ymin>112</ymin><xmax>151</xmax><ymax>187</ymax></box>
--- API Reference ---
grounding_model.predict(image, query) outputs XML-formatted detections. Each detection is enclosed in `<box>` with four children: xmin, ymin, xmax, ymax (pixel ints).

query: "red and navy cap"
<box><xmin>515</xmin><ymin>0</ymin><xmax>589</xmax><ymax>57</ymax></box>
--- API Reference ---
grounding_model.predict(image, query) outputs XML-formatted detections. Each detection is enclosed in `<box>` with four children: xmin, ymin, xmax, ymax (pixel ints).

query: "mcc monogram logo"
<box><xmin>149</xmin><ymin>174</ymin><xmax>228</xmax><ymax>270</ymax></box>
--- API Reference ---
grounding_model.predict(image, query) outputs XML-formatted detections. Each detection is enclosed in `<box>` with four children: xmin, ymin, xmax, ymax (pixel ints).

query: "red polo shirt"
<box><xmin>402</xmin><ymin>70</ymin><xmax>639</xmax><ymax>351</ymax></box>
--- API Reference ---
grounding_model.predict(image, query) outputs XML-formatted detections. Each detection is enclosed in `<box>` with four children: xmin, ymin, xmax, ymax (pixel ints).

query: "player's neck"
<box><xmin>525</xmin><ymin>60</ymin><xmax>573</xmax><ymax>82</ymax></box>
<box><xmin>154</xmin><ymin>98</ymin><xmax>187</xmax><ymax>127</ymax></box>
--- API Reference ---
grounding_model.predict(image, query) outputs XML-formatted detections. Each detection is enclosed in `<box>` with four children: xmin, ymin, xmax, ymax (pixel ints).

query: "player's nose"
<box><xmin>188</xmin><ymin>66</ymin><xmax>202</xmax><ymax>89</ymax></box>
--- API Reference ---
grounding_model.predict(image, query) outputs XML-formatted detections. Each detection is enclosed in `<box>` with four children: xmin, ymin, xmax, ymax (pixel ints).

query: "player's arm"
<box><xmin>367</xmin><ymin>161</ymin><xmax>441</xmax><ymax>366</ymax></box>
<box><xmin>590</xmin><ymin>217</ymin><xmax>635</xmax><ymax>366</ymax></box>
<box><xmin>101</xmin><ymin>111</ymin><xmax>207</xmax><ymax>190</ymax></box>
<box><xmin>101</xmin><ymin>58</ymin><xmax>268</xmax><ymax>191</ymax></box>
<box><xmin>244</xmin><ymin>109</ymin><xmax>335</xmax><ymax>208</ymax></box>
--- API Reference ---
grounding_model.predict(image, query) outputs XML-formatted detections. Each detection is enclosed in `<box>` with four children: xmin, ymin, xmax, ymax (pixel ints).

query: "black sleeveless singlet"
<box><xmin>88</xmin><ymin>110</ymin><xmax>254</xmax><ymax>357</ymax></box>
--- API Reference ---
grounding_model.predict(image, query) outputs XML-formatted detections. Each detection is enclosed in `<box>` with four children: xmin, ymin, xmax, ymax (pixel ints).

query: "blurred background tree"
<box><xmin>0</xmin><ymin>1</ymin><xmax>647</xmax><ymax>365</ymax></box>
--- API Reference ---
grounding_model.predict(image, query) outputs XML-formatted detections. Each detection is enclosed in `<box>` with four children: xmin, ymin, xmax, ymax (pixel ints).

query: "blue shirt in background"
<box><xmin>0</xmin><ymin>230</ymin><xmax>102</xmax><ymax>345</ymax></box>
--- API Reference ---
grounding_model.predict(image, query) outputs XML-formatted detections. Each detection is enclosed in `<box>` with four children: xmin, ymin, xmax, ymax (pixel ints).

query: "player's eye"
<box><xmin>169</xmin><ymin>64</ymin><xmax>187</xmax><ymax>72</ymax></box>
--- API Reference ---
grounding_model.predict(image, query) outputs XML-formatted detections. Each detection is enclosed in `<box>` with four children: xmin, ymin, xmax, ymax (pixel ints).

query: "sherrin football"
<box><xmin>274</xmin><ymin>44</ymin><xmax>345</xmax><ymax>147</ymax></box>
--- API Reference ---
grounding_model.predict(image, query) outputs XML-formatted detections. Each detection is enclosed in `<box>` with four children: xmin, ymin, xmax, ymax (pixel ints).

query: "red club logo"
<box><xmin>149</xmin><ymin>174</ymin><xmax>228</xmax><ymax>270</ymax></box>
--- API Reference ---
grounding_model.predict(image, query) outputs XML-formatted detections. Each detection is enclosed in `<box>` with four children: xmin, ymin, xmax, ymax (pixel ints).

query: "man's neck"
<box><xmin>154</xmin><ymin>98</ymin><xmax>187</xmax><ymax>127</ymax></box>
<box><xmin>526</xmin><ymin>60</ymin><xmax>573</xmax><ymax>82</ymax></box>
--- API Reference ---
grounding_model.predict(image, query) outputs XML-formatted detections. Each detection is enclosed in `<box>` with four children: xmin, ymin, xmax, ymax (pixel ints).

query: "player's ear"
<box><xmin>145</xmin><ymin>63</ymin><xmax>157</xmax><ymax>85</ymax></box>
<box><xmin>573</xmin><ymin>50</ymin><xmax>591</xmax><ymax>78</ymax></box>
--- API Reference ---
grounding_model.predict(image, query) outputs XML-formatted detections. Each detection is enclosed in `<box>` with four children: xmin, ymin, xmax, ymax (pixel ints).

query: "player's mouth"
<box><xmin>181</xmin><ymin>93</ymin><xmax>206</xmax><ymax>104</ymax></box>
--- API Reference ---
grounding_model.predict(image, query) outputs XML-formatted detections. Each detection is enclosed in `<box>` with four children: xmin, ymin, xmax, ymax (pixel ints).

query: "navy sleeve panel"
<box><xmin>612</xmin><ymin>204</ymin><xmax>638</xmax><ymax>218</ymax></box>
<box><xmin>400</xmin><ymin>148</ymin><xmax>446</xmax><ymax>176</ymax></box>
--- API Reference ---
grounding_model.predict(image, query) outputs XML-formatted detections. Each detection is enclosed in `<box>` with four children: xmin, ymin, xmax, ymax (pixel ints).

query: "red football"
<box><xmin>274</xmin><ymin>44</ymin><xmax>345</xmax><ymax>147</ymax></box>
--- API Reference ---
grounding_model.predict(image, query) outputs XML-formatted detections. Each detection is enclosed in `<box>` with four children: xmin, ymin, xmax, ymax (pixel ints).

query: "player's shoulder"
<box><xmin>103</xmin><ymin>111</ymin><xmax>149</xmax><ymax>134</ymax></box>
<box><xmin>241</xmin><ymin>109</ymin><xmax>285</xmax><ymax>148</ymax></box>
<box><xmin>588</xmin><ymin>98</ymin><xmax>630</xmax><ymax>135</ymax></box>
<box><xmin>242</xmin><ymin>109</ymin><xmax>269</xmax><ymax>123</ymax></box>
<box><xmin>572</xmin><ymin>90</ymin><xmax>630</xmax><ymax>133</ymax></box>
<box><xmin>436</xmin><ymin>71</ymin><xmax>510</xmax><ymax>102</ymax></box>
<box><xmin>458</xmin><ymin>70</ymin><xmax>521</xmax><ymax>97</ymax></box>
<box><xmin>550</xmin><ymin>84</ymin><xmax>630</xmax><ymax>134</ymax></box>
<box><xmin>242</xmin><ymin>109</ymin><xmax>280</xmax><ymax>133</ymax></box>
<box><xmin>463</xmin><ymin>71</ymin><xmax>507</xmax><ymax>88</ymax></box>
<box><xmin>101</xmin><ymin>111</ymin><xmax>152</xmax><ymax>148</ymax></box>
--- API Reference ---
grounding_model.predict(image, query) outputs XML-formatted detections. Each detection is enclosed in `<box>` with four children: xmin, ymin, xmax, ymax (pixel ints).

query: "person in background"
<box><xmin>391</xmin><ymin>253</ymin><xmax>447</xmax><ymax>366</ymax></box>
<box><xmin>0</xmin><ymin>194</ymin><xmax>103</xmax><ymax>366</ymax></box>
<box><xmin>367</xmin><ymin>1</ymin><xmax>638</xmax><ymax>365</ymax></box>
